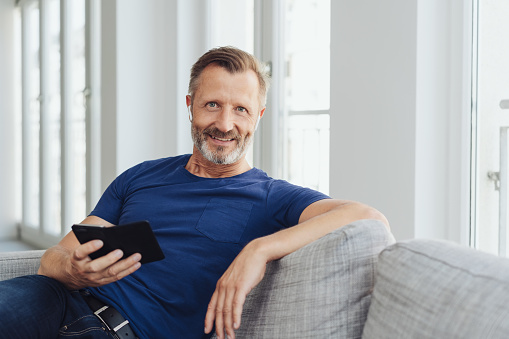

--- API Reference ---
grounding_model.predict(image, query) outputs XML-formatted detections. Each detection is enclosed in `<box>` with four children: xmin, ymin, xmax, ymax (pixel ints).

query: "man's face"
<box><xmin>188</xmin><ymin>64</ymin><xmax>265</xmax><ymax>165</ymax></box>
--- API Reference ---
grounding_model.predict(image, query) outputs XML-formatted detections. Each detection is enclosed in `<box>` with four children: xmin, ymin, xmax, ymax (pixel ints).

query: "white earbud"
<box><xmin>188</xmin><ymin>105</ymin><xmax>193</xmax><ymax>122</ymax></box>
<box><xmin>255</xmin><ymin>114</ymin><xmax>261</xmax><ymax>131</ymax></box>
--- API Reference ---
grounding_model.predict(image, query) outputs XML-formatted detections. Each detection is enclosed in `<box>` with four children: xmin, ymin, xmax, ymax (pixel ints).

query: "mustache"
<box><xmin>203</xmin><ymin>127</ymin><xmax>240</xmax><ymax>140</ymax></box>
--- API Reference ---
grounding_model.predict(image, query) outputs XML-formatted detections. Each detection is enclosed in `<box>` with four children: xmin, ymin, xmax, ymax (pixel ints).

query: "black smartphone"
<box><xmin>72</xmin><ymin>220</ymin><xmax>165</xmax><ymax>264</ymax></box>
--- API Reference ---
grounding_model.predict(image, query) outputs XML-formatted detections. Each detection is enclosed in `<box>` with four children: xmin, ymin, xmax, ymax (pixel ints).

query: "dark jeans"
<box><xmin>0</xmin><ymin>275</ymin><xmax>114</xmax><ymax>338</ymax></box>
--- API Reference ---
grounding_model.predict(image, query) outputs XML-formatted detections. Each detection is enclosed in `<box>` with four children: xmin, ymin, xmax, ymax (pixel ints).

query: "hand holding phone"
<box><xmin>72</xmin><ymin>220</ymin><xmax>165</xmax><ymax>264</ymax></box>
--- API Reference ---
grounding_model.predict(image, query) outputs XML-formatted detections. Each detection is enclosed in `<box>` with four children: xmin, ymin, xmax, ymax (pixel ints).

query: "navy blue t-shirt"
<box><xmin>88</xmin><ymin>154</ymin><xmax>329</xmax><ymax>339</ymax></box>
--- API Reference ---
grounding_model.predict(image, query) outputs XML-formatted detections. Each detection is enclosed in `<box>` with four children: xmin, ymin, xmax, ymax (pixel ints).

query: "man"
<box><xmin>0</xmin><ymin>46</ymin><xmax>388</xmax><ymax>339</ymax></box>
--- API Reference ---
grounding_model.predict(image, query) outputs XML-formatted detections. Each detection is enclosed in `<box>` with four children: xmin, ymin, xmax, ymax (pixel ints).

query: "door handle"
<box><xmin>498</xmin><ymin>127</ymin><xmax>508</xmax><ymax>256</ymax></box>
<box><xmin>488</xmin><ymin>171</ymin><xmax>500</xmax><ymax>191</ymax></box>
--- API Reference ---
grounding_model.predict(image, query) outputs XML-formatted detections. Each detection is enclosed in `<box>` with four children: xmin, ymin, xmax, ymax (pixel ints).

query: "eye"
<box><xmin>236</xmin><ymin>106</ymin><xmax>247</xmax><ymax>113</ymax></box>
<box><xmin>206</xmin><ymin>102</ymin><xmax>218</xmax><ymax>108</ymax></box>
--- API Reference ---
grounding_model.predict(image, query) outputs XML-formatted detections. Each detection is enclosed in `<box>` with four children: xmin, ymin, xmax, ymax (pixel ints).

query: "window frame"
<box><xmin>17</xmin><ymin>0</ymin><xmax>100</xmax><ymax>248</ymax></box>
<box><xmin>253</xmin><ymin>0</ymin><xmax>330</xmax><ymax>193</ymax></box>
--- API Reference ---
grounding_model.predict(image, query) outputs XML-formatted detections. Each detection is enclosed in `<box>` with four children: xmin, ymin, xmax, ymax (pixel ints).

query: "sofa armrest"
<box><xmin>226</xmin><ymin>219</ymin><xmax>394</xmax><ymax>339</ymax></box>
<box><xmin>0</xmin><ymin>250</ymin><xmax>45</xmax><ymax>281</ymax></box>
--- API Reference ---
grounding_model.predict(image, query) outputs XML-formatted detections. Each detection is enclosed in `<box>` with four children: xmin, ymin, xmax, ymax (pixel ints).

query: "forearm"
<box><xmin>253</xmin><ymin>200</ymin><xmax>389</xmax><ymax>264</ymax></box>
<box><xmin>205</xmin><ymin>199</ymin><xmax>389</xmax><ymax>338</ymax></box>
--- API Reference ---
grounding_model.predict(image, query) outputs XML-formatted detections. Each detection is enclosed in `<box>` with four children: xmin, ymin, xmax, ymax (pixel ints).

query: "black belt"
<box><xmin>82</xmin><ymin>293</ymin><xmax>138</xmax><ymax>339</ymax></box>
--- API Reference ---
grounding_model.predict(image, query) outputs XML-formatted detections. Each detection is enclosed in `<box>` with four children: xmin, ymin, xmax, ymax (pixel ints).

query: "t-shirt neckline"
<box><xmin>178</xmin><ymin>154</ymin><xmax>262</xmax><ymax>181</ymax></box>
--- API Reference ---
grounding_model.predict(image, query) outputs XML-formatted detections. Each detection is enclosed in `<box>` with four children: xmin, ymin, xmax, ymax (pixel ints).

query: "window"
<box><xmin>17</xmin><ymin>0</ymin><xmax>99</xmax><ymax>247</ymax></box>
<box><xmin>205</xmin><ymin>0</ymin><xmax>330</xmax><ymax>193</ymax></box>
<box><xmin>255</xmin><ymin>0</ymin><xmax>330</xmax><ymax>194</ymax></box>
<box><xmin>282</xmin><ymin>0</ymin><xmax>330</xmax><ymax>194</ymax></box>
<box><xmin>471</xmin><ymin>0</ymin><xmax>509</xmax><ymax>256</ymax></box>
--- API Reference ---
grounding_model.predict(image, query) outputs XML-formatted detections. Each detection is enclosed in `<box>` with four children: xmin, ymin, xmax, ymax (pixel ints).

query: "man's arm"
<box><xmin>38</xmin><ymin>215</ymin><xmax>142</xmax><ymax>290</ymax></box>
<box><xmin>204</xmin><ymin>199</ymin><xmax>389</xmax><ymax>339</ymax></box>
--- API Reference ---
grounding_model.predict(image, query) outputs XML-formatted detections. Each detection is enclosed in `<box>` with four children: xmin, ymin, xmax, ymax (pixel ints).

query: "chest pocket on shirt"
<box><xmin>196</xmin><ymin>198</ymin><xmax>253</xmax><ymax>243</ymax></box>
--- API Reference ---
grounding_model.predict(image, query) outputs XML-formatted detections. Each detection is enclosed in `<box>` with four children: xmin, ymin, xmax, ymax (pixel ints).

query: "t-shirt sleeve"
<box><xmin>266</xmin><ymin>180</ymin><xmax>330</xmax><ymax>227</ymax></box>
<box><xmin>89</xmin><ymin>164</ymin><xmax>142</xmax><ymax>224</ymax></box>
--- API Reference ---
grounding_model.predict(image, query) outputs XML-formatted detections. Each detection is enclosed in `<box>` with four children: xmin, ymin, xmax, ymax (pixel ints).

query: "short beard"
<box><xmin>191</xmin><ymin>125</ymin><xmax>253</xmax><ymax>165</ymax></box>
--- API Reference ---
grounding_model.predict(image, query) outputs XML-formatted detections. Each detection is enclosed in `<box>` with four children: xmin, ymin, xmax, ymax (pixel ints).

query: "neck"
<box><xmin>185</xmin><ymin>147</ymin><xmax>252</xmax><ymax>178</ymax></box>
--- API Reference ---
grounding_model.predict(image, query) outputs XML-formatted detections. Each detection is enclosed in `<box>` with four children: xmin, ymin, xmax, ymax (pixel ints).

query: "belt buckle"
<box><xmin>94</xmin><ymin>305</ymin><xmax>130</xmax><ymax>339</ymax></box>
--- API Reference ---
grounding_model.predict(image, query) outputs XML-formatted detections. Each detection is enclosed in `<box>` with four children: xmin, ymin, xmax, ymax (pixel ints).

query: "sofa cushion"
<box><xmin>0</xmin><ymin>250</ymin><xmax>45</xmax><ymax>281</ymax></box>
<box><xmin>229</xmin><ymin>219</ymin><xmax>394</xmax><ymax>339</ymax></box>
<box><xmin>362</xmin><ymin>239</ymin><xmax>509</xmax><ymax>339</ymax></box>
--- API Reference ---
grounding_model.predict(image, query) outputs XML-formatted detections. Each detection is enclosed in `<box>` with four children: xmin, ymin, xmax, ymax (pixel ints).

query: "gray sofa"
<box><xmin>1</xmin><ymin>219</ymin><xmax>509</xmax><ymax>338</ymax></box>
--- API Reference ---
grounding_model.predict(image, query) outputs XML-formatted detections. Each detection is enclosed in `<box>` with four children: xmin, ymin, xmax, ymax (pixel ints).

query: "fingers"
<box><xmin>115</xmin><ymin>253</ymin><xmax>142</xmax><ymax>279</ymax></box>
<box><xmin>232</xmin><ymin>293</ymin><xmax>245</xmax><ymax>330</ymax></box>
<box><xmin>222</xmin><ymin>287</ymin><xmax>238</xmax><ymax>339</ymax></box>
<box><xmin>214</xmin><ymin>290</ymin><xmax>226</xmax><ymax>339</ymax></box>
<box><xmin>205</xmin><ymin>243</ymin><xmax>268</xmax><ymax>338</ymax></box>
<box><xmin>73</xmin><ymin>240</ymin><xmax>104</xmax><ymax>261</ymax></box>
<box><xmin>71</xmin><ymin>241</ymin><xmax>142</xmax><ymax>287</ymax></box>
<box><xmin>97</xmin><ymin>252</ymin><xmax>142</xmax><ymax>283</ymax></box>
<box><xmin>89</xmin><ymin>249</ymin><xmax>125</xmax><ymax>272</ymax></box>
<box><xmin>204</xmin><ymin>291</ymin><xmax>217</xmax><ymax>334</ymax></box>
<box><xmin>205</xmin><ymin>281</ymin><xmax>245</xmax><ymax>339</ymax></box>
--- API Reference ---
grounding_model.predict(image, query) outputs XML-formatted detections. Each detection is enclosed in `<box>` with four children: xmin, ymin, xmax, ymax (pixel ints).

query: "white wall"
<box><xmin>0</xmin><ymin>0</ymin><xmax>473</xmax><ymax>244</ymax></box>
<box><xmin>415</xmin><ymin>0</ymin><xmax>472</xmax><ymax>244</ymax></box>
<box><xmin>330</xmin><ymin>0</ymin><xmax>471</xmax><ymax>242</ymax></box>
<box><xmin>100</xmin><ymin>0</ymin><xmax>180</xmax><ymax>191</ymax></box>
<box><xmin>0</xmin><ymin>0</ymin><xmax>18</xmax><ymax>240</ymax></box>
<box><xmin>100</xmin><ymin>0</ymin><xmax>212</xmax><ymax>191</ymax></box>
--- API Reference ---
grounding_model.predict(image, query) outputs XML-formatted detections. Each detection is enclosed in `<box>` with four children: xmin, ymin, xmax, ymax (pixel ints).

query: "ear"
<box><xmin>259</xmin><ymin>107</ymin><xmax>266</xmax><ymax>119</ymax></box>
<box><xmin>186</xmin><ymin>95</ymin><xmax>192</xmax><ymax>108</ymax></box>
<box><xmin>255</xmin><ymin>108</ymin><xmax>266</xmax><ymax>131</ymax></box>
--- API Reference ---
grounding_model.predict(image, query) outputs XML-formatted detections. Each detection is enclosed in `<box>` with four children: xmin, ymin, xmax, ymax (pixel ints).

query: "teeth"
<box><xmin>211</xmin><ymin>135</ymin><xmax>233</xmax><ymax>142</ymax></box>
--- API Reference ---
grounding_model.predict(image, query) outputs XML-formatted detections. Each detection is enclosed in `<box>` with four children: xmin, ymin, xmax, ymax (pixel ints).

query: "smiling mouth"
<box><xmin>209</xmin><ymin>135</ymin><xmax>235</xmax><ymax>142</ymax></box>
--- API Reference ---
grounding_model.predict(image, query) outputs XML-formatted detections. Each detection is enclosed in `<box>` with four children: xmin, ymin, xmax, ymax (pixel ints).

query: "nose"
<box><xmin>215</xmin><ymin>107</ymin><xmax>235</xmax><ymax>132</ymax></box>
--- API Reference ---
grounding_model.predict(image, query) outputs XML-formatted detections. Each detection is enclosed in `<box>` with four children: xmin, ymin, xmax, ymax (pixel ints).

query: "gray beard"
<box><xmin>191</xmin><ymin>125</ymin><xmax>253</xmax><ymax>165</ymax></box>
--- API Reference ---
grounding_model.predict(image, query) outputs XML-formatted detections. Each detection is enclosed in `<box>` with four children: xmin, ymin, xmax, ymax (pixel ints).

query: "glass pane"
<box><xmin>283</xmin><ymin>0</ymin><xmax>330</xmax><ymax>194</ymax></box>
<box><xmin>70</xmin><ymin>0</ymin><xmax>87</xmax><ymax>227</ymax></box>
<box><xmin>284</xmin><ymin>0</ymin><xmax>330</xmax><ymax>111</ymax></box>
<box><xmin>474</xmin><ymin>0</ymin><xmax>509</xmax><ymax>256</ymax></box>
<box><xmin>14</xmin><ymin>8</ymin><xmax>22</xmax><ymax>224</ymax></box>
<box><xmin>288</xmin><ymin>114</ymin><xmax>330</xmax><ymax>192</ymax></box>
<box><xmin>46</xmin><ymin>0</ymin><xmax>62</xmax><ymax>235</ymax></box>
<box><xmin>24</xmin><ymin>3</ymin><xmax>40</xmax><ymax>228</ymax></box>
<box><xmin>209</xmin><ymin>0</ymin><xmax>254</xmax><ymax>54</ymax></box>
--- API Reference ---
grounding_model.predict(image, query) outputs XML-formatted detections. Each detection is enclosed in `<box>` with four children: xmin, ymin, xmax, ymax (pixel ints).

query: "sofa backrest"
<box><xmin>227</xmin><ymin>219</ymin><xmax>394</xmax><ymax>339</ymax></box>
<box><xmin>362</xmin><ymin>239</ymin><xmax>509</xmax><ymax>338</ymax></box>
<box><xmin>0</xmin><ymin>220</ymin><xmax>396</xmax><ymax>339</ymax></box>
